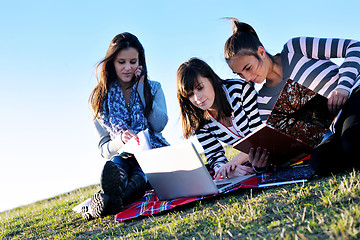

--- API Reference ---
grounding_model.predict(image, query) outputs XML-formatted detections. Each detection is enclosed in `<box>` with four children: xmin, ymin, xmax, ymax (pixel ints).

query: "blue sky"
<box><xmin>1</xmin><ymin>0</ymin><xmax>360</xmax><ymax>212</ymax></box>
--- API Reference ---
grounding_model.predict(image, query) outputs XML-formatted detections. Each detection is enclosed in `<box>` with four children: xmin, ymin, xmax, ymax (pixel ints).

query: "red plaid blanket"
<box><xmin>114</xmin><ymin>176</ymin><xmax>258</xmax><ymax>222</ymax></box>
<box><xmin>114</xmin><ymin>156</ymin><xmax>311</xmax><ymax>222</ymax></box>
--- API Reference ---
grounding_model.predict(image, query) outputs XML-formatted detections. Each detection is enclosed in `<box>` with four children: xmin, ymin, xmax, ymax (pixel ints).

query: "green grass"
<box><xmin>1</xmin><ymin>147</ymin><xmax>360</xmax><ymax>239</ymax></box>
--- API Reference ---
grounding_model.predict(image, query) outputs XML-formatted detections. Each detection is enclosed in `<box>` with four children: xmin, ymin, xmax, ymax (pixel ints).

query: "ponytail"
<box><xmin>224</xmin><ymin>18</ymin><xmax>263</xmax><ymax>61</ymax></box>
<box><xmin>227</xmin><ymin>17</ymin><xmax>259</xmax><ymax>39</ymax></box>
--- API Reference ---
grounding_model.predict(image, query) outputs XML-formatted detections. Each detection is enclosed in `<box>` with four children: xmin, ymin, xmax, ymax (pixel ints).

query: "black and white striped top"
<box><xmin>258</xmin><ymin>37</ymin><xmax>360</xmax><ymax>122</ymax></box>
<box><xmin>195</xmin><ymin>79</ymin><xmax>262</xmax><ymax>171</ymax></box>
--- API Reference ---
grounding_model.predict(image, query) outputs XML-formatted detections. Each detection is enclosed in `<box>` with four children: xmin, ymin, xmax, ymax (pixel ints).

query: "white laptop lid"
<box><xmin>134</xmin><ymin>141</ymin><xmax>219</xmax><ymax>200</ymax></box>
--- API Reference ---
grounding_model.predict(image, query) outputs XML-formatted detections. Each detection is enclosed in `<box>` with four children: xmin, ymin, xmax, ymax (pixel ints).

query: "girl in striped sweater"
<box><xmin>176</xmin><ymin>58</ymin><xmax>263</xmax><ymax>181</ymax></box>
<box><xmin>224</xmin><ymin>18</ymin><xmax>360</xmax><ymax>175</ymax></box>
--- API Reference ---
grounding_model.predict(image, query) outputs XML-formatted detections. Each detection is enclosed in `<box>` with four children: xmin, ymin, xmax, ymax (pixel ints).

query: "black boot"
<box><xmin>122</xmin><ymin>174</ymin><xmax>147</xmax><ymax>206</ymax></box>
<box><xmin>81</xmin><ymin>191</ymin><xmax>110</xmax><ymax>221</ymax></box>
<box><xmin>100</xmin><ymin>161</ymin><xmax>128</xmax><ymax>215</ymax></box>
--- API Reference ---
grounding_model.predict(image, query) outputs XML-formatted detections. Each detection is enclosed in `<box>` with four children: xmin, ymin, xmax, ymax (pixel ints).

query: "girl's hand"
<box><xmin>121</xmin><ymin>129</ymin><xmax>139</xmax><ymax>144</ymax></box>
<box><xmin>328</xmin><ymin>88</ymin><xmax>349</xmax><ymax>114</ymax></box>
<box><xmin>134</xmin><ymin>66</ymin><xmax>144</xmax><ymax>83</ymax></box>
<box><xmin>227</xmin><ymin>165</ymin><xmax>254</xmax><ymax>178</ymax></box>
<box><xmin>214</xmin><ymin>162</ymin><xmax>254</xmax><ymax>182</ymax></box>
<box><xmin>248</xmin><ymin>147</ymin><xmax>270</xmax><ymax>170</ymax></box>
<box><xmin>214</xmin><ymin>162</ymin><xmax>237</xmax><ymax>182</ymax></box>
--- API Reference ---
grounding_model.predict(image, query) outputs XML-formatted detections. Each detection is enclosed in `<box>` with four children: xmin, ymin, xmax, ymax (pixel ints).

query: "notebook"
<box><xmin>257</xmin><ymin>164</ymin><xmax>314</xmax><ymax>188</ymax></box>
<box><xmin>233</xmin><ymin>79</ymin><xmax>334</xmax><ymax>166</ymax></box>
<box><xmin>134</xmin><ymin>141</ymin><xmax>255</xmax><ymax>200</ymax></box>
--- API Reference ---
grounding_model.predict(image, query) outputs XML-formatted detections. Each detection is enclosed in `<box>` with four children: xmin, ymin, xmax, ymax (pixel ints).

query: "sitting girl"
<box><xmin>83</xmin><ymin>32</ymin><xmax>169</xmax><ymax>220</ymax></box>
<box><xmin>223</xmin><ymin>18</ymin><xmax>360</xmax><ymax>175</ymax></box>
<box><xmin>176</xmin><ymin>57</ymin><xmax>264</xmax><ymax>181</ymax></box>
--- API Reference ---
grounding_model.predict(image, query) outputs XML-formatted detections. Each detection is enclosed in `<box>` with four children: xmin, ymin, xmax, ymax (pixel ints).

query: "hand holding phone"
<box><xmin>134</xmin><ymin>66</ymin><xmax>145</xmax><ymax>83</ymax></box>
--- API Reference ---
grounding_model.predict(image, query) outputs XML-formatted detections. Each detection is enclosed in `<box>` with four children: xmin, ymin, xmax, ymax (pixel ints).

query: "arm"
<box><xmin>196</xmin><ymin>126</ymin><xmax>228</xmax><ymax>173</ymax></box>
<box><xmin>289</xmin><ymin>37</ymin><xmax>360</xmax><ymax>91</ymax></box>
<box><xmin>241</xmin><ymin>81</ymin><xmax>262</xmax><ymax>132</ymax></box>
<box><xmin>216</xmin><ymin>146</ymin><xmax>270</xmax><ymax>177</ymax></box>
<box><xmin>137</xmin><ymin>81</ymin><xmax>168</xmax><ymax>132</ymax></box>
<box><xmin>93</xmin><ymin>118</ymin><xmax>124</xmax><ymax>159</ymax></box>
<box><xmin>288</xmin><ymin>37</ymin><xmax>360</xmax><ymax>113</ymax></box>
<box><xmin>214</xmin><ymin>151</ymin><xmax>254</xmax><ymax>181</ymax></box>
<box><xmin>224</xmin><ymin>79</ymin><xmax>261</xmax><ymax>135</ymax></box>
<box><xmin>211</xmin><ymin>80</ymin><xmax>261</xmax><ymax>180</ymax></box>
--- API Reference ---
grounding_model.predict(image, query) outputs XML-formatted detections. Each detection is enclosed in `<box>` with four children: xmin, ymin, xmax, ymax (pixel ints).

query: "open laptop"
<box><xmin>233</xmin><ymin>79</ymin><xmax>334</xmax><ymax>166</ymax></box>
<box><xmin>134</xmin><ymin>141</ymin><xmax>255</xmax><ymax>200</ymax></box>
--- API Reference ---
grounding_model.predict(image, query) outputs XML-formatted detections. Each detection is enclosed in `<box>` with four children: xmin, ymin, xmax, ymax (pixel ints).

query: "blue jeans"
<box><xmin>111</xmin><ymin>153</ymin><xmax>146</xmax><ymax>181</ymax></box>
<box><xmin>310</xmin><ymin>86</ymin><xmax>360</xmax><ymax>175</ymax></box>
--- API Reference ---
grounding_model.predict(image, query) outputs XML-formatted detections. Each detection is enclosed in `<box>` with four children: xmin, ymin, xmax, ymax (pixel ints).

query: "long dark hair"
<box><xmin>176</xmin><ymin>58</ymin><xmax>232</xmax><ymax>139</ymax></box>
<box><xmin>89</xmin><ymin>32</ymin><xmax>153</xmax><ymax>119</ymax></box>
<box><xmin>224</xmin><ymin>18</ymin><xmax>270</xmax><ymax>62</ymax></box>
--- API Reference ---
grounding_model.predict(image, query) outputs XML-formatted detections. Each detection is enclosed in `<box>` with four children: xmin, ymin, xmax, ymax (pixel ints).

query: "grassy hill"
<box><xmin>1</xmin><ymin>149</ymin><xmax>360</xmax><ymax>239</ymax></box>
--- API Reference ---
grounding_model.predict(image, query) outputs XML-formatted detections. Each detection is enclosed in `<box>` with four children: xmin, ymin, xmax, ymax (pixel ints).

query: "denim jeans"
<box><xmin>111</xmin><ymin>153</ymin><xmax>147</xmax><ymax>181</ymax></box>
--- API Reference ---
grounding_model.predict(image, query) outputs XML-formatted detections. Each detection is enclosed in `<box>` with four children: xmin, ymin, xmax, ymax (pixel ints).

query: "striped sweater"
<box><xmin>195</xmin><ymin>79</ymin><xmax>262</xmax><ymax>171</ymax></box>
<box><xmin>258</xmin><ymin>37</ymin><xmax>360</xmax><ymax>122</ymax></box>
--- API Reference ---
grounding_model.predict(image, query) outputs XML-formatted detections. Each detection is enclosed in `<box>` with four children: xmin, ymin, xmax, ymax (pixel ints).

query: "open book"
<box><xmin>233</xmin><ymin>79</ymin><xmax>334</xmax><ymax>166</ymax></box>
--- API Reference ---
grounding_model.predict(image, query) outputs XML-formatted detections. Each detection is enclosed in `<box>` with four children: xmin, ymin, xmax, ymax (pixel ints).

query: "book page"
<box><xmin>118</xmin><ymin>129</ymin><xmax>151</xmax><ymax>154</ymax></box>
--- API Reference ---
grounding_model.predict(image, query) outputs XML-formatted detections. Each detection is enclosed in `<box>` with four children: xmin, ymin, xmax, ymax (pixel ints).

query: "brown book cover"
<box><xmin>233</xmin><ymin>79</ymin><xmax>333</xmax><ymax>166</ymax></box>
